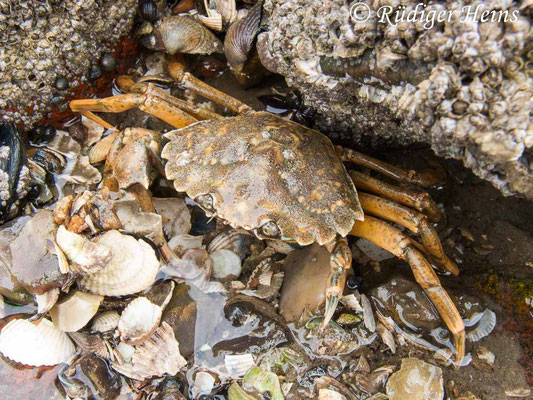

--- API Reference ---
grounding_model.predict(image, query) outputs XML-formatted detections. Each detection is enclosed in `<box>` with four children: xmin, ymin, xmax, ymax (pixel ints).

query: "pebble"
<box><xmin>385</xmin><ymin>358</ymin><xmax>444</xmax><ymax>400</ymax></box>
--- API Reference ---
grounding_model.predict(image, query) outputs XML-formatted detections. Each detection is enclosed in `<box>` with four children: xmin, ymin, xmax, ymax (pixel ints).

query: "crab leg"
<box><xmin>70</xmin><ymin>91</ymin><xmax>198</xmax><ymax>129</ymax></box>
<box><xmin>323</xmin><ymin>237</ymin><xmax>352</xmax><ymax>328</ymax></box>
<box><xmin>340</xmin><ymin>147</ymin><xmax>446</xmax><ymax>187</ymax></box>
<box><xmin>350</xmin><ymin>170</ymin><xmax>441</xmax><ymax>222</ymax></box>
<box><xmin>350</xmin><ymin>216</ymin><xmax>465</xmax><ymax>363</ymax></box>
<box><xmin>168</xmin><ymin>58</ymin><xmax>252</xmax><ymax>114</ymax></box>
<box><xmin>116</xmin><ymin>76</ymin><xmax>223</xmax><ymax>121</ymax></box>
<box><xmin>358</xmin><ymin>192</ymin><xmax>458</xmax><ymax>276</ymax></box>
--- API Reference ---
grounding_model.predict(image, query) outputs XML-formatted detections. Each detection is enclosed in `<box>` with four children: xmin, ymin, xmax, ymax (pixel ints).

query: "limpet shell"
<box><xmin>49</xmin><ymin>290</ymin><xmax>103</xmax><ymax>332</ymax></box>
<box><xmin>0</xmin><ymin>318</ymin><xmax>75</xmax><ymax>366</ymax></box>
<box><xmin>118</xmin><ymin>297</ymin><xmax>162</xmax><ymax>345</ymax></box>
<box><xmin>77</xmin><ymin>230</ymin><xmax>159</xmax><ymax>296</ymax></box>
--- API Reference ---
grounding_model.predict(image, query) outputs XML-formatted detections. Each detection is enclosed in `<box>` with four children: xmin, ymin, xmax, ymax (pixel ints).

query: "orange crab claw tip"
<box><xmin>322</xmin><ymin>295</ymin><xmax>339</xmax><ymax>329</ymax></box>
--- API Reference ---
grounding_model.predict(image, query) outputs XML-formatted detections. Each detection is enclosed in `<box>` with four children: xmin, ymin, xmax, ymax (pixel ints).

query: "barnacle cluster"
<box><xmin>0</xmin><ymin>0</ymin><xmax>137</xmax><ymax>127</ymax></box>
<box><xmin>259</xmin><ymin>0</ymin><xmax>533</xmax><ymax>198</ymax></box>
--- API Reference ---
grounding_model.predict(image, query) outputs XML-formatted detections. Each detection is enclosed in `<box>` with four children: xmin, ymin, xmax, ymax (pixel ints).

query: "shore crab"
<box><xmin>70</xmin><ymin>63</ymin><xmax>465</xmax><ymax>363</ymax></box>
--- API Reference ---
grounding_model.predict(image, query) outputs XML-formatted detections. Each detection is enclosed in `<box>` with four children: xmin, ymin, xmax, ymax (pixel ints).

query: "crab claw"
<box><xmin>322</xmin><ymin>291</ymin><xmax>341</xmax><ymax>329</ymax></box>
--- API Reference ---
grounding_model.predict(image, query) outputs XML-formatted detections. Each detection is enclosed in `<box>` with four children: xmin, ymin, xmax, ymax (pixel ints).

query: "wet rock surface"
<box><xmin>260</xmin><ymin>0</ymin><xmax>533</xmax><ymax>199</ymax></box>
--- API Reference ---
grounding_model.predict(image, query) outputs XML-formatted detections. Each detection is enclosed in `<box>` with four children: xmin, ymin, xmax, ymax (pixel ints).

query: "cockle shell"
<box><xmin>0</xmin><ymin>318</ymin><xmax>75</xmax><ymax>366</ymax></box>
<box><xmin>207</xmin><ymin>229</ymin><xmax>252</xmax><ymax>259</ymax></box>
<box><xmin>118</xmin><ymin>297</ymin><xmax>162</xmax><ymax>345</ymax></box>
<box><xmin>77</xmin><ymin>230</ymin><xmax>159</xmax><ymax>296</ymax></box>
<box><xmin>224</xmin><ymin>353</ymin><xmax>255</xmax><ymax>378</ymax></box>
<box><xmin>49</xmin><ymin>290</ymin><xmax>103</xmax><ymax>332</ymax></box>
<box><xmin>111</xmin><ymin>321</ymin><xmax>187</xmax><ymax>380</ymax></box>
<box><xmin>156</xmin><ymin>16</ymin><xmax>223</xmax><ymax>55</ymax></box>
<box><xmin>91</xmin><ymin>311</ymin><xmax>121</xmax><ymax>333</ymax></box>
<box><xmin>88</xmin><ymin>131</ymin><xmax>120</xmax><ymax>164</ymax></box>
<box><xmin>56</xmin><ymin>226</ymin><xmax>112</xmax><ymax>274</ymax></box>
<box><xmin>216</xmin><ymin>0</ymin><xmax>237</xmax><ymax>25</ymax></box>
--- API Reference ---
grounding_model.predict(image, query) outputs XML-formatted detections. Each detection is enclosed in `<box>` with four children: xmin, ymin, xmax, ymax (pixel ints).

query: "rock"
<box><xmin>161</xmin><ymin>283</ymin><xmax>197</xmax><ymax>358</ymax></box>
<box><xmin>260</xmin><ymin>0</ymin><xmax>532</xmax><ymax>199</ymax></box>
<box><xmin>385</xmin><ymin>358</ymin><xmax>444</xmax><ymax>400</ymax></box>
<box><xmin>7</xmin><ymin>210</ymin><xmax>67</xmax><ymax>294</ymax></box>
<box><xmin>279</xmin><ymin>243</ymin><xmax>330</xmax><ymax>323</ymax></box>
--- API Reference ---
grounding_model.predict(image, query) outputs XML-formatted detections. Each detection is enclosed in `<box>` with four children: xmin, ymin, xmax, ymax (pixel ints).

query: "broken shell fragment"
<box><xmin>0</xmin><ymin>318</ymin><xmax>75</xmax><ymax>366</ymax></box>
<box><xmin>91</xmin><ymin>311</ymin><xmax>121</xmax><ymax>333</ymax></box>
<box><xmin>77</xmin><ymin>230</ymin><xmax>159</xmax><ymax>296</ymax></box>
<box><xmin>56</xmin><ymin>226</ymin><xmax>112</xmax><ymax>274</ymax></box>
<box><xmin>386</xmin><ymin>358</ymin><xmax>443</xmax><ymax>400</ymax></box>
<box><xmin>111</xmin><ymin>322</ymin><xmax>187</xmax><ymax>380</ymax></box>
<box><xmin>69</xmin><ymin>331</ymin><xmax>112</xmax><ymax>359</ymax></box>
<box><xmin>50</xmin><ymin>290</ymin><xmax>104</xmax><ymax>332</ymax></box>
<box><xmin>118</xmin><ymin>297</ymin><xmax>162</xmax><ymax>345</ymax></box>
<box><xmin>35</xmin><ymin>288</ymin><xmax>60</xmax><ymax>314</ymax></box>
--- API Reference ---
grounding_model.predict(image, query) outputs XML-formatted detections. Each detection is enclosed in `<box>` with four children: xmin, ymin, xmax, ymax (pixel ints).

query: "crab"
<box><xmin>70</xmin><ymin>65</ymin><xmax>465</xmax><ymax>363</ymax></box>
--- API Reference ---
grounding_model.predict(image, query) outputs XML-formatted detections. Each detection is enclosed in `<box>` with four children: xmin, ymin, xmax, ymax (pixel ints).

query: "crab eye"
<box><xmin>195</xmin><ymin>194</ymin><xmax>214</xmax><ymax>212</ymax></box>
<box><xmin>260</xmin><ymin>221</ymin><xmax>280</xmax><ymax>238</ymax></box>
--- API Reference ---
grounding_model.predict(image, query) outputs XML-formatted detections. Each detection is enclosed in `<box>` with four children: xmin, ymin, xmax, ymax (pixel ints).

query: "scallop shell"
<box><xmin>56</xmin><ymin>226</ymin><xmax>112</xmax><ymax>274</ymax></box>
<box><xmin>91</xmin><ymin>311</ymin><xmax>121</xmax><ymax>333</ymax></box>
<box><xmin>111</xmin><ymin>321</ymin><xmax>187</xmax><ymax>380</ymax></box>
<box><xmin>0</xmin><ymin>318</ymin><xmax>75</xmax><ymax>366</ymax></box>
<box><xmin>210</xmin><ymin>249</ymin><xmax>241</xmax><ymax>279</ymax></box>
<box><xmin>77</xmin><ymin>230</ymin><xmax>159</xmax><ymax>296</ymax></box>
<box><xmin>118</xmin><ymin>297</ymin><xmax>162</xmax><ymax>345</ymax></box>
<box><xmin>156</xmin><ymin>16</ymin><xmax>223</xmax><ymax>55</ymax></box>
<box><xmin>224</xmin><ymin>353</ymin><xmax>255</xmax><ymax>378</ymax></box>
<box><xmin>49</xmin><ymin>290</ymin><xmax>103</xmax><ymax>332</ymax></box>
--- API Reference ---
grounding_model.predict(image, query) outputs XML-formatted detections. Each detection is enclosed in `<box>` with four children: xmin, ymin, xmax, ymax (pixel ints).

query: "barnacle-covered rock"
<box><xmin>0</xmin><ymin>0</ymin><xmax>138</xmax><ymax>127</ymax></box>
<box><xmin>260</xmin><ymin>0</ymin><xmax>533</xmax><ymax>198</ymax></box>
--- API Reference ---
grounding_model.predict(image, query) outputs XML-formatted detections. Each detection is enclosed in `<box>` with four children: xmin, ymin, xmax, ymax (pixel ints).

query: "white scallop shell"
<box><xmin>56</xmin><ymin>225</ymin><xmax>112</xmax><ymax>274</ymax></box>
<box><xmin>118</xmin><ymin>297</ymin><xmax>162</xmax><ymax>345</ymax></box>
<box><xmin>91</xmin><ymin>311</ymin><xmax>121</xmax><ymax>333</ymax></box>
<box><xmin>49</xmin><ymin>290</ymin><xmax>103</xmax><ymax>332</ymax></box>
<box><xmin>0</xmin><ymin>318</ymin><xmax>75</xmax><ymax>366</ymax></box>
<box><xmin>111</xmin><ymin>322</ymin><xmax>186</xmax><ymax>380</ymax></box>
<box><xmin>224</xmin><ymin>353</ymin><xmax>255</xmax><ymax>378</ymax></box>
<box><xmin>77</xmin><ymin>230</ymin><xmax>159</xmax><ymax>296</ymax></box>
<box><xmin>210</xmin><ymin>249</ymin><xmax>241</xmax><ymax>279</ymax></box>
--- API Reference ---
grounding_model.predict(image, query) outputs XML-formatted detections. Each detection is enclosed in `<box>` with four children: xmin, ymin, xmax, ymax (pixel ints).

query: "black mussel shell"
<box><xmin>140</xmin><ymin>0</ymin><xmax>158</xmax><ymax>22</ymax></box>
<box><xmin>0</xmin><ymin>123</ymin><xmax>25</xmax><ymax>219</ymax></box>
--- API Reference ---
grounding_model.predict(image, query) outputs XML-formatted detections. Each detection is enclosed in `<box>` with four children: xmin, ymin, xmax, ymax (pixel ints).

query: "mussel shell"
<box><xmin>0</xmin><ymin>123</ymin><xmax>25</xmax><ymax>220</ymax></box>
<box><xmin>224</xmin><ymin>0</ymin><xmax>263</xmax><ymax>70</ymax></box>
<box><xmin>155</xmin><ymin>16</ymin><xmax>223</xmax><ymax>55</ymax></box>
